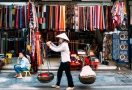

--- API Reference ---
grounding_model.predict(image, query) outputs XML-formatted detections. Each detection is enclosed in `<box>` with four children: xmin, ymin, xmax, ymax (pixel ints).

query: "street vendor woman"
<box><xmin>46</xmin><ymin>33</ymin><xmax>74</xmax><ymax>90</ymax></box>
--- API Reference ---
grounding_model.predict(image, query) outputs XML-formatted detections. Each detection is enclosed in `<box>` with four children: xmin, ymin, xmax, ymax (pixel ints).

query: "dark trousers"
<box><xmin>56</xmin><ymin>62</ymin><xmax>74</xmax><ymax>87</ymax></box>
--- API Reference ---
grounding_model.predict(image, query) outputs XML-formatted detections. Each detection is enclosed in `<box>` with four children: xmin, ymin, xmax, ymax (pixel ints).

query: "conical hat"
<box><xmin>56</xmin><ymin>33</ymin><xmax>69</xmax><ymax>41</ymax></box>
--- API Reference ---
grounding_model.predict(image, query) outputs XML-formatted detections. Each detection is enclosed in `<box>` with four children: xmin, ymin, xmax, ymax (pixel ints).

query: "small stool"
<box><xmin>21</xmin><ymin>64</ymin><xmax>32</xmax><ymax>77</ymax></box>
<box><xmin>22</xmin><ymin>70</ymin><xmax>32</xmax><ymax>77</ymax></box>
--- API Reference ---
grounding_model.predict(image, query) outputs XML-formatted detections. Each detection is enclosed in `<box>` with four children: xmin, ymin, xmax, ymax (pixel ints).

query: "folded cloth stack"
<box><xmin>80</xmin><ymin>66</ymin><xmax>96</xmax><ymax>77</ymax></box>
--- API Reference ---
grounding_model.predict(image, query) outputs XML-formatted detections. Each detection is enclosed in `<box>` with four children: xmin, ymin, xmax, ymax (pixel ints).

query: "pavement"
<box><xmin>0</xmin><ymin>68</ymin><xmax>132</xmax><ymax>90</ymax></box>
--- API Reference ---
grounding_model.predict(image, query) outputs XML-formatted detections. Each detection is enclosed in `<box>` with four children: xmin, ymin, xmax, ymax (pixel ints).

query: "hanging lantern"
<box><xmin>37</xmin><ymin>72</ymin><xmax>54</xmax><ymax>83</ymax></box>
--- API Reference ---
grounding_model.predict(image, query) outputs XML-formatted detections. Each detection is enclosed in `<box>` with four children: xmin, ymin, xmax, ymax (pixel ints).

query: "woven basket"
<box><xmin>37</xmin><ymin>73</ymin><xmax>54</xmax><ymax>83</ymax></box>
<box><xmin>79</xmin><ymin>75</ymin><xmax>96</xmax><ymax>84</ymax></box>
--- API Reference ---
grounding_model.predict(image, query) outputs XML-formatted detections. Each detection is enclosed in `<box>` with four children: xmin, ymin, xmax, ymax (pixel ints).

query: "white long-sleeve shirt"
<box><xmin>50</xmin><ymin>42</ymin><xmax>70</xmax><ymax>62</ymax></box>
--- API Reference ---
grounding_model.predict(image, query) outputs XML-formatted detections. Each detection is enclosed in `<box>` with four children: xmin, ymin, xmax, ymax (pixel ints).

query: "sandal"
<box><xmin>14</xmin><ymin>75</ymin><xmax>18</xmax><ymax>78</ymax></box>
<box><xmin>17</xmin><ymin>76</ymin><xmax>23</xmax><ymax>79</ymax></box>
<box><xmin>51</xmin><ymin>85</ymin><xmax>60</xmax><ymax>89</ymax></box>
<box><xmin>66</xmin><ymin>87</ymin><xmax>74</xmax><ymax>90</ymax></box>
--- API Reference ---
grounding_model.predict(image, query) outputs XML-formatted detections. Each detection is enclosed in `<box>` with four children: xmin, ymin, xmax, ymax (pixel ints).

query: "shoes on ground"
<box><xmin>66</xmin><ymin>87</ymin><xmax>74</xmax><ymax>90</ymax></box>
<box><xmin>51</xmin><ymin>85</ymin><xmax>60</xmax><ymax>89</ymax></box>
<box><xmin>13</xmin><ymin>75</ymin><xmax>18</xmax><ymax>78</ymax></box>
<box><xmin>17</xmin><ymin>76</ymin><xmax>23</xmax><ymax>79</ymax></box>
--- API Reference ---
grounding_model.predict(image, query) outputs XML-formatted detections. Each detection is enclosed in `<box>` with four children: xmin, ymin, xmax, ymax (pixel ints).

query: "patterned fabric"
<box><xmin>32</xmin><ymin>2</ymin><xmax>38</xmax><ymax>28</ymax></box>
<box><xmin>66</xmin><ymin>5</ymin><xmax>74</xmax><ymax>30</ymax></box>
<box><xmin>74</xmin><ymin>5</ymin><xmax>79</xmax><ymax>32</ymax></box>
<box><xmin>102</xmin><ymin>34</ymin><xmax>113</xmax><ymax>61</ymax></box>
<box><xmin>12</xmin><ymin>5</ymin><xmax>16</xmax><ymax>28</ymax></box>
<box><xmin>112</xmin><ymin>33</ymin><xmax>120</xmax><ymax>60</ymax></box>
<box><xmin>30</xmin><ymin>3</ymin><xmax>34</xmax><ymax>27</ymax></box>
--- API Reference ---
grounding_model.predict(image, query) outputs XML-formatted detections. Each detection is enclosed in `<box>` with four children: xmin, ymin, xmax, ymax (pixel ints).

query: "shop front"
<box><xmin>0</xmin><ymin>0</ymin><xmax>130</xmax><ymax>73</ymax></box>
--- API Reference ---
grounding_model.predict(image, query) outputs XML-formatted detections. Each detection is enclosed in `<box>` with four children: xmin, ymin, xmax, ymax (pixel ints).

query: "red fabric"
<box><xmin>28</xmin><ymin>2</ymin><xmax>30</xmax><ymax>24</ymax></box>
<box><xmin>41</xmin><ymin>73</ymin><xmax>49</xmax><ymax>77</ymax></box>
<box><xmin>84</xmin><ymin>57</ymin><xmax>90</xmax><ymax>66</ymax></box>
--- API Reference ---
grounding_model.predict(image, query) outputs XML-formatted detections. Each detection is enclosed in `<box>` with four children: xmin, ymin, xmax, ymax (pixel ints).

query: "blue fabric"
<box><xmin>14</xmin><ymin>65</ymin><xmax>28</xmax><ymax>74</ymax></box>
<box><xmin>20</xmin><ymin>6</ymin><xmax>22</xmax><ymax>28</ymax></box>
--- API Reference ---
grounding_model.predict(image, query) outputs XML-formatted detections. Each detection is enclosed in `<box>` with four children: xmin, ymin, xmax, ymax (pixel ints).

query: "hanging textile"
<box><xmin>36</xmin><ymin>31</ymin><xmax>41</xmax><ymax>67</ymax></box>
<box><xmin>22</xmin><ymin>6</ymin><xmax>25</xmax><ymax>28</ymax></box>
<box><xmin>25</xmin><ymin>5</ymin><xmax>28</xmax><ymax>28</ymax></box>
<box><xmin>108</xmin><ymin>6</ymin><xmax>114</xmax><ymax>31</ymax></box>
<box><xmin>37</xmin><ymin>5</ymin><xmax>42</xmax><ymax>29</ymax></box>
<box><xmin>102</xmin><ymin>34</ymin><xmax>113</xmax><ymax>61</ymax></box>
<box><xmin>12</xmin><ymin>5</ymin><xmax>16</xmax><ymax>28</ymax></box>
<box><xmin>19</xmin><ymin>6</ymin><xmax>22</xmax><ymax>28</ymax></box>
<box><xmin>90</xmin><ymin>6</ymin><xmax>93</xmax><ymax>31</ymax></box>
<box><xmin>59</xmin><ymin>6</ymin><xmax>65</xmax><ymax>31</ymax></box>
<box><xmin>9</xmin><ymin>5</ymin><xmax>12</xmax><ymax>28</ymax></box>
<box><xmin>42</xmin><ymin>5</ymin><xmax>46</xmax><ymax>29</ymax></box>
<box><xmin>46</xmin><ymin>5</ymin><xmax>49</xmax><ymax>30</ymax></box>
<box><xmin>112</xmin><ymin>33</ymin><xmax>119</xmax><ymax>60</ymax></box>
<box><xmin>4</xmin><ymin>5</ymin><xmax>7</xmax><ymax>28</ymax></box>
<box><xmin>0</xmin><ymin>6</ymin><xmax>3</xmax><ymax>28</ymax></box>
<box><xmin>66</xmin><ymin>5</ymin><xmax>74</xmax><ymax>30</ymax></box>
<box><xmin>74</xmin><ymin>6</ymin><xmax>79</xmax><ymax>32</ymax></box>
<box><xmin>28</xmin><ymin>2</ymin><xmax>31</xmax><ymax>25</ymax></box>
<box><xmin>15</xmin><ymin>6</ymin><xmax>19</xmax><ymax>28</ymax></box>
<box><xmin>100</xmin><ymin>6</ymin><xmax>103</xmax><ymax>30</ymax></box>
<box><xmin>55</xmin><ymin>5</ymin><xmax>59</xmax><ymax>31</ymax></box>
<box><xmin>32</xmin><ymin>2</ymin><xmax>38</xmax><ymax>28</ymax></box>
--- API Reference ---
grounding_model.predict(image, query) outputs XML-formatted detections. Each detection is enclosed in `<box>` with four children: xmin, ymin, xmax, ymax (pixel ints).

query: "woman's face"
<box><xmin>19</xmin><ymin>53</ymin><xmax>24</xmax><ymax>58</ymax></box>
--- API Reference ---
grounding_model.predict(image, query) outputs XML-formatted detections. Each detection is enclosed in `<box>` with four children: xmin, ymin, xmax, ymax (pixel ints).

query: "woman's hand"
<box><xmin>46</xmin><ymin>41</ymin><xmax>51</xmax><ymax>47</ymax></box>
